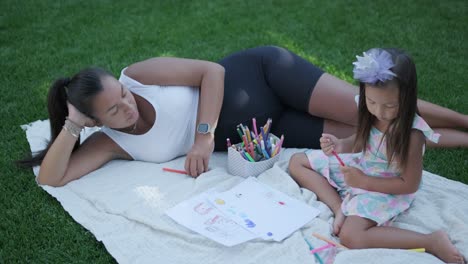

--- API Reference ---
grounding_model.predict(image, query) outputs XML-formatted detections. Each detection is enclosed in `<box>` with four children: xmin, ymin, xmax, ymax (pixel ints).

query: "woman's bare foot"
<box><xmin>333</xmin><ymin>210</ymin><xmax>346</xmax><ymax>235</ymax></box>
<box><xmin>427</xmin><ymin>230</ymin><xmax>465</xmax><ymax>264</ymax></box>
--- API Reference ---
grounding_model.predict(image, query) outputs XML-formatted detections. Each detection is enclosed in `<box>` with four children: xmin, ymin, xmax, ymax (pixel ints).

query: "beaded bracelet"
<box><xmin>63</xmin><ymin>117</ymin><xmax>83</xmax><ymax>138</ymax></box>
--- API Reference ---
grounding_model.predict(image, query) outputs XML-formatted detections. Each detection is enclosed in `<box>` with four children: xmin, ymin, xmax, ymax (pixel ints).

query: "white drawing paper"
<box><xmin>166</xmin><ymin>192</ymin><xmax>257</xmax><ymax>247</ymax></box>
<box><xmin>207</xmin><ymin>177</ymin><xmax>320</xmax><ymax>241</ymax></box>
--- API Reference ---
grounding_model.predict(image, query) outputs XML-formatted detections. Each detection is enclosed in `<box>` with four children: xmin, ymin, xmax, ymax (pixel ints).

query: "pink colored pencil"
<box><xmin>252</xmin><ymin>118</ymin><xmax>259</xmax><ymax>138</ymax></box>
<box><xmin>162</xmin><ymin>168</ymin><xmax>187</xmax><ymax>175</ymax></box>
<box><xmin>274</xmin><ymin>135</ymin><xmax>284</xmax><ymax>155</ymax></box>
<box><xmin>249</xmin><ymin>142</ymin><xmax>255</xmax><ymax>158</ymax></box>
<box><xmin>332</xmin><ymin>151</ymin><xmax>345</xmax><ymax>166</ymax></box>
<box><xmin>278</xmin><ymin>134</ymin><xmax>284</xmax><ymax>147</ymax></box>
<box><xmin>310</xmin><ymin>243</ymin><xmax>334</xmax><ymax>254</ymax></box>
<box><xmin>242</xmin><ymin>135</ymin><xmax>248</xmax><ymax>148</ymax></box>
<box><xmin>272</xmin><ymin>142</ymin><xmax>280</xmax><ymax>157</ymax></box>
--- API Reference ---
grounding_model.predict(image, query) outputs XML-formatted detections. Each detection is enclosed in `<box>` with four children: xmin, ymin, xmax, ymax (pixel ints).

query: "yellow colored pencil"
<box><xmin>408</xmin><ymin>248</ymin><xmax>425</xmax><ymax>252</ymax></box>
<box><xmin>245</xmin><ymin>127</ymin><xmax>252</xmax><ymax>143</ymax></box>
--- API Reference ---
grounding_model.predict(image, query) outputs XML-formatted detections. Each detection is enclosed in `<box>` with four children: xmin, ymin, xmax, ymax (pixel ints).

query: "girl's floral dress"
<box><xmin>306</xmin><ymin>112</ymin><xmax>440</xmax><ymax>225</ymax></box>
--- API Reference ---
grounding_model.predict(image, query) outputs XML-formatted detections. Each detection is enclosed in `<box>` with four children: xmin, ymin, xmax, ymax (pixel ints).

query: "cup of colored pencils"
<box><xmin>227</xmin><ymin>118</ymin><xmax>284</xmax><ymax>178</ymax></box>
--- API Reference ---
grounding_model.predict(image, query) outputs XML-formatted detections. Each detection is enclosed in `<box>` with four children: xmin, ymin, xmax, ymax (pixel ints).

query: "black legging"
<box><xmin>214</xmin><ymin>46</ymin><xmax>325</xmax><ymax>151</ymax></box>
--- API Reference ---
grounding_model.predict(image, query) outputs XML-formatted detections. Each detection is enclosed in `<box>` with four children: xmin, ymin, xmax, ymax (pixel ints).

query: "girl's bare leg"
<box><xmin>339</xmin><ymin>216</ymin><xmax>465</xmax><ymax>263</ymax></box>
<box><xmin>288</xmin><ymin>153</ymin><xmax>345</xmax><ymax>235</ymax></box>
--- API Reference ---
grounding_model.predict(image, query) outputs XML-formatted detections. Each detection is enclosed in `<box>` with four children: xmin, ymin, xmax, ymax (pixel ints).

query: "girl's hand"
<box><xmin>67</xmin><ymin>102</ymin><xmax>96</xmax><ymax>127</ymax></box>
<box><xmin>341</xmin><ymin>166</ymin><xmax>368</xmax><ymax>189</ymax></box>
<box><xmin>320</xmin><ymin>133</ymin><xmax>343</xmax><ymax>156</ymax></box>
<box><xmin>185</xmin><ymin>134</ymin><xmax>214</xmax><ymax>177</ymax></box>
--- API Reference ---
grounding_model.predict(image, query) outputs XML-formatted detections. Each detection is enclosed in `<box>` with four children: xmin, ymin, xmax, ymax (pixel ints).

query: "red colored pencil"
<box><xmin>331</xmin><ymin>151</ymin><xmax>345</xmax><ymax>166</ymax></box>
<box><xmin>162</xmin><ymin>168</ymin><xmax>188</xmax><ymax>174</ymax></box>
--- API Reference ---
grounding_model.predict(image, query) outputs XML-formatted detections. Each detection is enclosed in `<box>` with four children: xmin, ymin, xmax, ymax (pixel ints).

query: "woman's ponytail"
<box><xmin>17</xmin><ymin>77</ymin><xmax>79</xmax><ymax>167</ymax></box>
<box><xmin>48</xmin><ymin>77</ymin><xmax>73</xmax><ymax>145</ymax></box>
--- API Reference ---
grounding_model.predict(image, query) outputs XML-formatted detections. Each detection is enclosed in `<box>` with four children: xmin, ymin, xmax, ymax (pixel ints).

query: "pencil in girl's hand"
<box><xmin>332</xmin><ymin>151</ymin><xmax>345</xmax><ymax>166</ymax></box>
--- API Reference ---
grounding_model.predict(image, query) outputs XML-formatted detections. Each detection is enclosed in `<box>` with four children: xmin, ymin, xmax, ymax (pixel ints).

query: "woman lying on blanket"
<box><xmin>19</xmin><ymin>46</ymin><xmax>467</xmax><ymax>187</ymax></box>
<box><xmin>289</xmin><ymin>48</ymin><xmax>465</xmax><ymax>263</ymax></box>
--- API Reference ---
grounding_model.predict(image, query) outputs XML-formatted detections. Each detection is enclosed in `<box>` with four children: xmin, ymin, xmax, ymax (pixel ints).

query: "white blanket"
<box><xmin>23</xmin><ymin>120</ymin><xmax>467</xmax><ymax>264</ymax></box>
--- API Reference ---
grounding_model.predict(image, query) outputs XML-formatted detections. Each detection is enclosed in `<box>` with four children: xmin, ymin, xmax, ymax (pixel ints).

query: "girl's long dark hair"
<box><xmin>18</xmin><ymin>67</ymin><xmax>111</xmax><ymax>167</ymax></box>
<box><xmin>353</xmin><ymin>48</ymin><xmax>419</xmax><ymax>171</ymax></box>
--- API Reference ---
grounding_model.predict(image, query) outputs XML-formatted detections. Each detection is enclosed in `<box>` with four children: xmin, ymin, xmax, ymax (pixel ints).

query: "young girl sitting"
<box><xmin>288</xmin><ymin>48</ymin><xmax>465</xmax><ymax>263</ymax></box>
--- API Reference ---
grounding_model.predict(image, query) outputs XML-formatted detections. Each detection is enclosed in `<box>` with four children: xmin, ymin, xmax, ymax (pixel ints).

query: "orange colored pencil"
<box><xmin>162</xmin><ymin>168</ymin><xmax>187</xmax><ymax>175</ymax></box>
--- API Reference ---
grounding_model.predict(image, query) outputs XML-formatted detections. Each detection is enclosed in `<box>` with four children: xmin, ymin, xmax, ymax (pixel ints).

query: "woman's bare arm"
<box><xmin>37</xmin><ymin>131</ymin><xmax>129</xmax><ymax>187</ymax></box>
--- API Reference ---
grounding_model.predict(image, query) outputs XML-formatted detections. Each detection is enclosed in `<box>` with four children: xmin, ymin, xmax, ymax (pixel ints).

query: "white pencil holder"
<box><xmin>227</xmin><ymin>134</ymin><xmax>282</xmax><ymax>178</ymax></box>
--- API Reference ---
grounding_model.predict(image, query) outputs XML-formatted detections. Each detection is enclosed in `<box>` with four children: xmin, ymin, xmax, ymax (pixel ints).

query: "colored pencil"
<box><xmin>252</xmin><ymin>118</ymin><xmax>259</xmax><ymax>138</ymax></box>
<box><xmin>236</xmin><ymin>127</ymin><xmax>244</xmax><ymax>140</ymax></box>
<box><xmin>332</xmin><ymin>151</ymin><xmax>345</xmax><ymax>166</ymax></box>
<box><xmin>312</xmin><ymin>233</ymin><xmax>349</xmax><ymax>249</ymax></box>
<box><xmin>304</xmin><ymin>238</ymin><xmax>324</xmax><ymax>264</ymax></box>
<box><xmin>310</xmin><ymin>243</ymin><xmax>334</xmax><ymax>254</ymax></box>
<box><xmin>162</xmin><ymin>168</ymin><xmax>187</xmax><ymax>175</ymax></box>
<box><xmin>408</xmin><ymin>248</ymin><xmax>425</xmax><ymax>252</ymax></box>
<box><xmin>243</xmin><ymin>151</ymin><xmax>255</xmax><ymax>162</ymax></box>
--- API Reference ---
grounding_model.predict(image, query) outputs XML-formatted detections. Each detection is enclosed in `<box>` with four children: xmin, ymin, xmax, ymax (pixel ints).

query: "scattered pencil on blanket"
<box><xmin>312</xmin><ymin>233</ymin><xmax>349</xmax><ymax>250</ymax></box>
<box><xmin>310</xmin><ymin>243</ymin><xmax>334</xmax><ymax>254</ymax></box>
<box><xmin>407</xmin><ymin>248</ymin><xmax>425</xmax><ymax>252</ymax></box>
<box><xmin>162</xmin><ymin>168</ymin><xmax>188</xmax><ymax>175</ymax></box>
<box><xmin>304</xmin><ymin>238</ymin><xmax>325</xmax><ymax>264</ymax></box>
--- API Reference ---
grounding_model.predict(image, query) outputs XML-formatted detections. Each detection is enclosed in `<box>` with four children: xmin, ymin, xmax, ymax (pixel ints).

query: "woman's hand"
<box><xmin>185</xmin><ymin>134</ymin><xmax>214</xmax><ymax>177</ymax></box>
<box><xmin>320</xmin><ymin>133</ymin><xmax>343</xmax><ymax>155</ymax></box>
<box><xmin>67</xmin><ymin>102</ymin><xmax>96</xmax><ymax>127</ymax></box>
<box><xmin>341</xmin><ymin>166</ymin><xmax>368</xmax><ymax>189</ymax></box>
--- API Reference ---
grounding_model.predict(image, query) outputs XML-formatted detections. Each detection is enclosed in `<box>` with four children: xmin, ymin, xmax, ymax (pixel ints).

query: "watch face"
<box><xmin>198</xmin><ymin>123</ymin><xmax>209</xmax><ymax>133</ymax></box>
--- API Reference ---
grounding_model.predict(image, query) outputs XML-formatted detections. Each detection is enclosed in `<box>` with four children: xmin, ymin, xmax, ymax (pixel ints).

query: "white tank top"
<box><xmin>101</xmin><ymin>68</ymin><xmax>199</xmax><ymax>163</ymax></box>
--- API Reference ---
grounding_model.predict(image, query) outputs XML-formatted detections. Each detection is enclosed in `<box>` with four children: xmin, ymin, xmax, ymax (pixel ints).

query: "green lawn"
<box><xmin>1</xmin><ymin>0</ymin><xmax>467</xmax><ymax>262</ymax></box>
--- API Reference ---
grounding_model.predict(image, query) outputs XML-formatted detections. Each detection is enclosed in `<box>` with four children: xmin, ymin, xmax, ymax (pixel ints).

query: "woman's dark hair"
<box><xmin>18</xmin><ymin>67</ymin><xmax>112</xmax><ymax>167</ymax></box>
<box><xmin>353</xmin><ymin>48</ymin><xmax>419</xmax><ymax>171</ymax></box>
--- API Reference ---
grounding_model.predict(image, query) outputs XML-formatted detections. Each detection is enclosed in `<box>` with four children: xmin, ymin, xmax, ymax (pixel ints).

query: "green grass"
<box><xmin>1</xmin><ymin>0</ymin><xmax>467</xmax><ymax>262</ymax></box>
